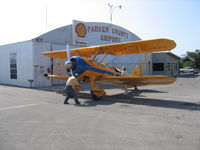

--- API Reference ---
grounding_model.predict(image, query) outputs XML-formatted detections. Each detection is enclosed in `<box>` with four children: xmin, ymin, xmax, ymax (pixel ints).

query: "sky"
<box><xmin>0</xmin><ymin>0</ymin><xmax>199</xmax><ymax>56</ymax></box>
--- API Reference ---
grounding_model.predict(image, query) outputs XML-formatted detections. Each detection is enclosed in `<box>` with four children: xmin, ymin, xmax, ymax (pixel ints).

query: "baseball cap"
<box><xmin>74</xmin><ymin>73</ymin><xmax>79</xmax><ymax>77</ymax></box>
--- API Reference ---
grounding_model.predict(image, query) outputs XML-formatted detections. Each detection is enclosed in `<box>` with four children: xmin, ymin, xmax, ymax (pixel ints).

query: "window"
<box><xmin>166</xmin><ymin>63</ymin><xmax>171</xmax><ymax>71</ymax></box>
<box><xmin>166</xmin><ymin>63</ymin><xmax>178</xmax><ymax>71</ymax></box>
<box><xmin>153</xmin><ymin>63</ymin><xmax>164</xmax><ymax>71</ymax></box>
<box><xmin>10</xmin><ymin>53</ymin><xmax>17</xmax><ymax>79</ymax></box>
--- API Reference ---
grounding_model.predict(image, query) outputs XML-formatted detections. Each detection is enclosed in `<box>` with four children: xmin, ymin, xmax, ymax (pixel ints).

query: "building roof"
<box><xmin>167</xmin><ymin>52</ymin><xmax>181</xmax><ymax>60</ymax></box>
<box><xmin>181</xmin><ymin>55</ymin><xmax>195</xmax><ymax>62</ymax></box>
<box><xmin>153</xmin><ymin>52</ymin><xmax>181</xmax><ymax>60</ymax></box>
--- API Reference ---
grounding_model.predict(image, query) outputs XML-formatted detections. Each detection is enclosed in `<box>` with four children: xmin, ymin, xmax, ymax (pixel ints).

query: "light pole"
<box><xmin>108</xmin><ymin>3</ymin><xmax>122</xmax><ymax>24</ymax></box>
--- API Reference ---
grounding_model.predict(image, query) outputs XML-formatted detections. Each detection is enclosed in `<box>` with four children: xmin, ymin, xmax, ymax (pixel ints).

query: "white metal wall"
<box><xmin>32</xmin><ymin>41</ymin><xmax>67</xmax><ymax>87</ymax></box>
<box><xmin>0</xmin><ymin>41</ymin><xmax>34</xmax><ymax>87</ymax></box>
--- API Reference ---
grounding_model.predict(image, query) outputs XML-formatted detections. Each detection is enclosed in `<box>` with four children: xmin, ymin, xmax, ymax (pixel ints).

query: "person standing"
<box><xmin>64</xmin><ymin>73</ymin><xmax>81</xmax><ymax>104</ymax></box>
<box><xmin>121</xmin><ymin>66</ymin><xmax>128</xmax><ymax>95</ymax></box>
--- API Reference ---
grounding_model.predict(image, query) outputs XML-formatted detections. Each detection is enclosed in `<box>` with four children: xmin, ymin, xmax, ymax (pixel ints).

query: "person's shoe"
<box><xmin>75</xmin><ymin>101</ymin><xmax>81</xmax><ymax>104</ymax></box>
<box><xmin>64</xmin><ymin>102</ymin><xmax>69</xmax><ymax>104</ymax></box>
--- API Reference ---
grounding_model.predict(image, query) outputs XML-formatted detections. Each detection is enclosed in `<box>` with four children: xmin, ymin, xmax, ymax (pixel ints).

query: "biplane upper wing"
<box><xmin>96</xmin><ymin>75</ymin><xmax>176</xmax><ymax>86</ymax></box>
<box><xmin>42</xmin><ymin>38</ymin><xmax>176</xmax><ymax>58</ymax></box>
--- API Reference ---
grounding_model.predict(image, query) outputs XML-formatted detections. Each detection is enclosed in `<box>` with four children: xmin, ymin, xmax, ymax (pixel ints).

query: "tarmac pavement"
<box><xmin>0</xmin><ymin>74</ymin><xmax>200</xmax><ymax>150</ymax></box>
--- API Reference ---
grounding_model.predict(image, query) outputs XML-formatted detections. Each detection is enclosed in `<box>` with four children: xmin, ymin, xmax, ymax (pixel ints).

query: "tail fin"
<box><xmin>132</xmin><ymin>65</ymin><xmax>144</xmax><ymax>76</ymax></box>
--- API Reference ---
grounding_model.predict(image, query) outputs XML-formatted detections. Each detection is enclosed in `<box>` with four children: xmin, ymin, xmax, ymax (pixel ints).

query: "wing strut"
<box><xmin>138</xmin><ymin>45</ymin><xmax>143</xmax><ymax>76</ymax></box>
<box><xmin>98</xmin><ymin>54</ymin><xmax>108</xmax><ymax>65</ymax></box>
<box><xmin>144</xmin><ymin>53</ymin><xmax>151</xmax><ymax>75</ymax></box>
<box><xmin>147</xmin><ymin>53</ymin><xmax>151</xmax><ymax>75</ymax></box>
<box><xmin>92</xmin><ymin>47</ymin><xmax>101</xmax><ymax>61</ymax></box>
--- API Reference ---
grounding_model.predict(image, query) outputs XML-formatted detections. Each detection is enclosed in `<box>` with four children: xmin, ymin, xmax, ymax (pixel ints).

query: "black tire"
<box><xmin>91</xmin><ymin>93</ymin><xmax>102</xmax><ymax>100</ymax></box>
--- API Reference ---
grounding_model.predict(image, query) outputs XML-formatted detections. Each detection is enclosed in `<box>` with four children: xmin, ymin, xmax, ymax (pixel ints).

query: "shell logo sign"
<box><xmin>72</xmin><ymin>20</ymin><xmax>130</xmax><ymax>46</ymax></box>
<box><xmin>73</xmin><ymin>20</ymin><xmax>88</xmax><ymax>46</ymax></box>
<box><xmin>75</xmin><ymin>23</ymin><xmax>87</xmax><ymax>38</ymax></box>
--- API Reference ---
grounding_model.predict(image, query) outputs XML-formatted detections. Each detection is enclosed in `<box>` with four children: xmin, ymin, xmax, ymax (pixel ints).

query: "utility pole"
<box><xmin>108</xmin><ymin>3</ymin><xmax>122</xmax><ymax>24</ymax></box>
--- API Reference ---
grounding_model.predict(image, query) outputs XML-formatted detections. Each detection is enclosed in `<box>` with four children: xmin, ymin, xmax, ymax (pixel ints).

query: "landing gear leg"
<box><xmin>90</xmin><ymin>76</ymin><xmax>106</xmax><ymax>100</ymax></box>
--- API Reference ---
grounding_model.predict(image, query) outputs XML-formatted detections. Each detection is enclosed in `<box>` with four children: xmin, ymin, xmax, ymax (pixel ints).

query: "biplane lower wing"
<box><xmin>96</xmin><ymin>75</ymin><xmax>176</xmax><ymax>86</ymax></box>
<box><xmin>48</xmin><ymin>75</ymin><xmax>70</xmax><ymax>79</ymax></box>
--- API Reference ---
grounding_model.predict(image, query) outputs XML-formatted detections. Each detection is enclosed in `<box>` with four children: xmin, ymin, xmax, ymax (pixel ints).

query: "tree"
<box><xmin>187</xmin><ymin>49</ymin><xmax>200</xmax><ymax>69</ymax></box>
<box><xmin>180</xmin><ymin>60</ymin><xmax>194</xmax><ymax>68</ymax></box>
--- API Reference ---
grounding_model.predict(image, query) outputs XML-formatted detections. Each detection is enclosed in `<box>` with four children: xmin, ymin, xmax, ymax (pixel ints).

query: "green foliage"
<box><xmin>180</xmin><ymin>61</ymin><xmax>194</xmax><ymax>68</ymax></box>
<box><xmin>180</xmin><ymin>49</ymin><xmax>200</xmax><ymax>69</ymax></box>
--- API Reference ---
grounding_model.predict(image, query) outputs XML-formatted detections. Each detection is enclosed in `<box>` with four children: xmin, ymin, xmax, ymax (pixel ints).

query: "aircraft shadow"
<box><xmin>77</xmin><ymin>92</ymin><xmax>200</xmax><ymax>111</ymax></box>
<box><xmin>128</xmin><ymin>89</ymin><xmax>167</xmax><ymax>96</ymax></box>
<box><xmin>178</xmin><ymin>74</ymin><xmax>199</xmax><ymax>78</ymax></box>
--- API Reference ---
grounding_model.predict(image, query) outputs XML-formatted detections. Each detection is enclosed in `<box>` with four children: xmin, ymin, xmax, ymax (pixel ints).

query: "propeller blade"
<box><xmin>65</xmin><ymin>44</ymin><xmax>73</xmax><ymax>76</ymax></box>
<box><xmin>66</xmin><ymin>45</ymin><xmax>71</xmax><ymax>60</ymax></box>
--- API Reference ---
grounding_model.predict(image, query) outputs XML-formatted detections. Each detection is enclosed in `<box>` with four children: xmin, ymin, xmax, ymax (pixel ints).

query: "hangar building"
<box><xmin>0</xmin><ymin>20</ymin><xmax>151</xmax><ymax>88</ymax></box>
<box><xmin>152</xmin><ymin>52</ymin><xmax>180</xmax><ymax>76</ymax></box>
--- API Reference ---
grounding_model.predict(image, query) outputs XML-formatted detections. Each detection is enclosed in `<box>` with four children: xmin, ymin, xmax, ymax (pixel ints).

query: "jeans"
<box><xmin>64</xmin><ymin>85</ymin><xmax>79</xmax><ymax>103</ymax></box>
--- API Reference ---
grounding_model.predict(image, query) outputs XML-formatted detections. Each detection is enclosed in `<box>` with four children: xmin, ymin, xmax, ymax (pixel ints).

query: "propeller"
<box><xmin>64</xmin><ymin>45</ymin><xmax>73</xmax><ymax>76</ymax></box>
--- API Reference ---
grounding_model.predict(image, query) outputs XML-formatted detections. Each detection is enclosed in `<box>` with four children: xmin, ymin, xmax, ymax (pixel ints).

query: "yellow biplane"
<box><xmin>42</xmin><ymin>38</ymin><xmax>176</xmax><ymax>99</ymax></box>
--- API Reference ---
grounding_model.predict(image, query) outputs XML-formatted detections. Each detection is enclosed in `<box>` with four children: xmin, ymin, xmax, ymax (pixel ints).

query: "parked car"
<box><xmin>179</xmin><ymin>66</ymin><xmax>199</xmax><ymax>74</ymax></box>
